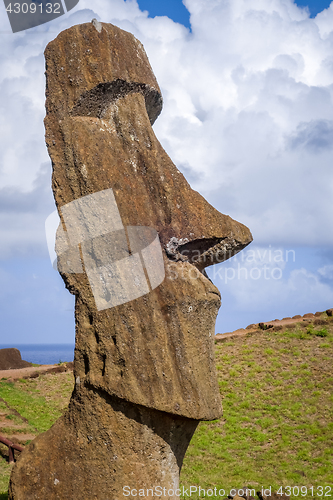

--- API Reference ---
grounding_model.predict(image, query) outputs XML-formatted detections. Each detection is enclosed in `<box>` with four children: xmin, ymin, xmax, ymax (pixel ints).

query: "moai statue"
<box><xmin>9</xmin><ymin>21</ymin><xmax>252</xmax><ymax>499</ymax></box>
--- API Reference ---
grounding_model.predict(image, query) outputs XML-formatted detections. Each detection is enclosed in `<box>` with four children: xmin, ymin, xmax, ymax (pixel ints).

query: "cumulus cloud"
<box><xmin>1</xmin><ymin>0</ymin><xmax>333</xmax><ymax>251</ymax></box>
<box><xmin>289</xmin><ymin>119</ymin><xmax>333</xmax><ymax>152</ymax></box>
<box><xmin>0</xmin><ymin>163</ymin><xmax>55</xmax><ymax>259</ymax></box>
<box><xmin>144</xmin><ymin>0</ymin><xmax>333</xmax><ymax>246</ymax></box>
<box><xmin>1</xmin><ymin>0</ymin><xmax>333</xmax><ymax>337</ymax></box>
<box><xmin>318</xmin><ymin>264</ymin><xmax>333</xmax><ymax>280</ymax></box>
<box><xmin>207</xmin><ymin>246</ymin><xmax>333</xmax><ymax>331</ymax></box>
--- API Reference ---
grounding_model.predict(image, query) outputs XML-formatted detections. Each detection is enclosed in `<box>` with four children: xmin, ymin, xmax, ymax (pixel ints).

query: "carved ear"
<box><xmin>71</xmin><ymin>79</ymin><xmax>162</xmax><ymax>125</ymax></box>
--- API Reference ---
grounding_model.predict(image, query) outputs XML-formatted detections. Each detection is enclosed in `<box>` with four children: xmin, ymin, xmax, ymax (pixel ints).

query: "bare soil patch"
<box><xmin>0</xmin><ymin>362</ymin><xmax>73</xmax><ymax>382</ymax></box>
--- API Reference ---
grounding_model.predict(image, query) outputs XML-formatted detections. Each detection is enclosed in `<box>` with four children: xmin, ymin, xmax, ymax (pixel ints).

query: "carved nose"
<box><xmin>167</xmin><ymin>234</ymin><xmax>251</xmax><ymax>271</ymax></box>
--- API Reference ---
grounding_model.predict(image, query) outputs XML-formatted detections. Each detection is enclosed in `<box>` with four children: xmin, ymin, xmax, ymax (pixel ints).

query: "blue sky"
<box><xmin>294</xmin><ymin>0</ymin><xmax>333</xmax><ymax>15</ymax></box>
<box><xmin>137</xmin><ymin>0</ymin><xmax>331</xmax><ymax>24</ymax></box>
<box><xmin>137</xmin><ymin>0</ymin><xmax>191</xmax><ymax>27</ymax></box>
<box><xmin>0</xmin><ymin>0</ymin><xmax>333</xmax><ymax>343</ymax></box>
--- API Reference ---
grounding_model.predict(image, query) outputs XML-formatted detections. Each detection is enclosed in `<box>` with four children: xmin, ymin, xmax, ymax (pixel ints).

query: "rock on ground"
<box><xmin>0</xmin><ymin>349</ymin><xmax>31</xmax><ymax>371</ymax></box>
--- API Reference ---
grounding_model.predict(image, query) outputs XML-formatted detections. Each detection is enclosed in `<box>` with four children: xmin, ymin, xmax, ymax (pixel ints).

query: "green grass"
<box><xmin>0</xmin><ymin>372</ymin><xmax>73</xmax><ymax>498</ymax></box>
<box><xmin>0</xmin><ymin>381</ymin><xmax>63</xmax><ymax>433</ymax></box>
<box><xmin>1</xmin><ymin>318</ymin><xmax>333</xmax><ymax>499</ymax></box>
<box><xmin>0</xmin><ymin>461</ymin><xmax>10</xmax><ymax>500</ymax></box>
<box><xmin>180</xmin><ymin>316</ymin><xmax>333</xmax><ymax>499</ymax></box>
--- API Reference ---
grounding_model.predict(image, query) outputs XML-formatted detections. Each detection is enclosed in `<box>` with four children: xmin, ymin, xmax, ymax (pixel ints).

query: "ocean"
<box><xmin>0</xmin><ymin>344</ymin><xmax>75</xmax><ymax>365</ymax></box>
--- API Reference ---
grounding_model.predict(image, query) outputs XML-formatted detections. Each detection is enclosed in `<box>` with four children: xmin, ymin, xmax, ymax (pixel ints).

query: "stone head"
<box><xmin>45</xmin><ymin>21</ymin><xmax>252</xmax><ymax>420</ymax></box>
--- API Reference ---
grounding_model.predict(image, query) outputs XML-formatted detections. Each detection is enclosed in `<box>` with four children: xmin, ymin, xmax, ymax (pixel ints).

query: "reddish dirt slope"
<box><xmin>215</xmin><ymin>308</ymin><xmax>333</xmax><ymax>343</ymax></box>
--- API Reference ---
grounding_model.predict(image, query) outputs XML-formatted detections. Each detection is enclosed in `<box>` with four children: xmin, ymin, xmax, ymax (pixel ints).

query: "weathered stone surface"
<box><xmin>10</xmin><ymin>385</ymin><xmax>197</xmax><ymax>499</ymax></box>
<box><xmin>9</xmin><ymin>21</ymin><xmax>252</xmax><ymax>499</ymax></box>
<box><xmin>0</xmin><ymin>349</ymin><xmax>31</xmax><ymax>370</ymax></box>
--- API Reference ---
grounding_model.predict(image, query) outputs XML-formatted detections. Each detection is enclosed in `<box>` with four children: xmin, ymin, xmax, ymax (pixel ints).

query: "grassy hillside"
<box><xmin>0</xmin><ymin>371</ymin><xmax>73</xmax><ymax>499</ymax></box>
<box><xmin>0</xmin><ymin>313</ymin><xmax>332</xmax><ymax>499</ymax></box>
<box><xmin>181</xmin><ymin>313</ymin><xmax>333</xmax><ymax>498</ymax></box>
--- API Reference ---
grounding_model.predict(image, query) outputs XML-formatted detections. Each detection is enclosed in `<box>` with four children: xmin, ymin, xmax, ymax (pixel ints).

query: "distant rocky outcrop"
<box><xmin>215</xmin><ymin>308</ymin><xmax>333</xmax><ymax>343</ymax></box>
<box><xmin>0</xmin><ymin>349</ymin><xmax>31</xmax><ymax>370</ymax></box>
<box><xmin>9</xmin><ymin>21</ymin><xmax>252</xmax><ymax>499</ymax></box>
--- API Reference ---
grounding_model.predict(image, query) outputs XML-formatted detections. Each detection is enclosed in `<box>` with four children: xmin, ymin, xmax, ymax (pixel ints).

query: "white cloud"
<box><xmin>318</xmin><ymin>264</ymin><xmax>333</xmax><ymax>279</ymax></box>
<box><xmin>0</xmin><ymin>0</ymin><xmax>333</xmax><ymax>340</ymax></box>
<box><xmin>207</xmin><ymin>246</ymin><xmax>333</xmax><ymax>331</ymax></box>
<box><xmin>0</xmin><ymin>0</ymin><xmax>333</xmax><ymax>252</ymax></box>
<box><xmin>0</xmin><ymin>163</ymin><xmax>55</xmax><ymax>259</ymax></box>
